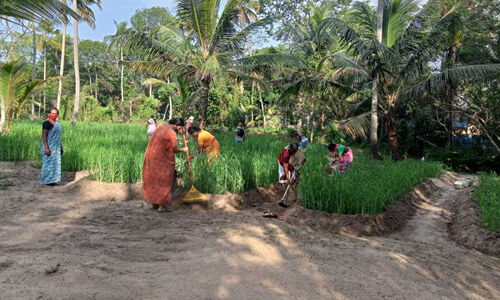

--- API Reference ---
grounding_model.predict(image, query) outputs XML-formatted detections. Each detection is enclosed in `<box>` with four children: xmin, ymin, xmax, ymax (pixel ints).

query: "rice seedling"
<box><xmin>476</xmin><ymin>173</ymin><xmax>500</xmax><ymax>232</ymax></box>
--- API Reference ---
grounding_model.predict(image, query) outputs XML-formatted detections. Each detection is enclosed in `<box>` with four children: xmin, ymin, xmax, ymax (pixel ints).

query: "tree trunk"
<box><xmin>94</xmin><ymin>71</ymin><xmax>98</xmax><ymax>101</ymax></box>
<box><xmin>163</xmin><ymin>104</ymin><xmax>169</xmax><ymax>121</ymax></box>
<box><xmin>257</xmin><ymin>83</ymin><xmax>266</xmax><ymax>127</ymax></box>
<box><xmin>129</xmin><ymin>99</ymin><xmax>133</xmax><ymax>121</ymax></box>
<box><xmin>43</xmin><ymin>40</ymin><xmax>47</xmax><ymax>114</ymax></box>
<box><xmin>250</xmin><ymin>81</ymin><xmax>255</xmax><ymax>123</ymax></box>
<box><xmin>321</xmin><ymin>107</ymin><xmax>325</xmax><ymax>133</ymax></box>
<box><xmin>89</xmin><ymin>73</ymin><xmax>92</xmax><ymax>96</ymax></box>
<box><xmin>308</xmin><ymin>102</ymin><xmax>315</xmax><ymax>142</ymax></box>
<box><xmin>56</xmin><ymin>1</ymin><xmax>67</xmax><ymax>110</ymax></box>
<box><xmin>370</xmin><ymin>76</ymin><xmax>383</xmax><ymax>160</ymax></box>
<box><xmin>297</xmin><ymin>93</ymin><xmax>304</xmax><ymax>130</ymax></box>
<box><xmin>149</xmin><ymin>85</ymin><xmax>152</xmax><ymax>97</ymax></box>
<box><xmin>167</xmin><ymin>76</ymin><xmax>172</xmax><ymax>119</ymax></box>
<box><xmin>370</xmin><ymin>0</ymin><xmax>384</xmax><ymax>160</ymax></box>
<box><xmin>71</xmin><ymin>0</ymin><xmax>80</xmax><ymax>126</ymax></box>
<box><xmin>200</xmin><ymin>76</ymin><xmax>210</xmax><ymax>128</ymax></box>
<box><xmin>120</xmin><ymin>48</ymin><xmax>124</xmax><ymax>106</ymax></box>
<box><xmin>31</xmin><ymin>23</ymin><xmax>36</xmax><ymax>121</ymax></box>
<box><xmin>386</xmin><ymin>105</ymin><xmax>400</xmax><ymax>161</ymax></box>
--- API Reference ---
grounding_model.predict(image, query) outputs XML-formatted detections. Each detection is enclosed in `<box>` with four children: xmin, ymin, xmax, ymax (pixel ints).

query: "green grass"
<box><xmin>476</xmin><ymin>173</ymin><xmax>500</xmax><ymax>232</ymax></box>
<box><xmin>1</xmin><ymin>121</ymin><xmax>445</xmax><ymax>214</ymax></box>
<box><xmin>299</xmin><ymin>145</ymin><xmax>444</xmax><ymax>214</ymax></box>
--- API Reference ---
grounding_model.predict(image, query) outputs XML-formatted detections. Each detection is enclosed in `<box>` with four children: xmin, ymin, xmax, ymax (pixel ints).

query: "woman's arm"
<box><xmin>174</xmin><ymin>146</ymin><xmax>188</xmax><ymax>153</ymax></box>
<box><xmin>42</xmin><ymin>129</ymin><xmax>50</xmax><ymax>156</ymax></box>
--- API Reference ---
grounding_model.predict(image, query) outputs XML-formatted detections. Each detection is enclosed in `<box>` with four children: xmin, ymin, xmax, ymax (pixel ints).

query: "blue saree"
<box><xmin>40</xmin><ymin>121</ymin><xmax>62</xmax><ymax>184</ymax></box>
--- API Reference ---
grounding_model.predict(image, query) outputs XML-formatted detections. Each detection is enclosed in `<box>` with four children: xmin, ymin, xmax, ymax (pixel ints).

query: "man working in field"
<box><xmin>278</xmin><ymin>141</ymin><xmax>306</xmax><ymax>207</ymax></box>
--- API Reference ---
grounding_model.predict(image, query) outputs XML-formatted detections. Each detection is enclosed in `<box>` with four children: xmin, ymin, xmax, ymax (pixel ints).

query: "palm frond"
<box><xmin>0</xmin><ymin>0</ymin><xmax>80</xmax><ymax>23</ymax></box>
<box><xmin>408</xmin><ymin>64</ymin><xmax>500</xmax><ymax>99</ymax></box>
<box><xmin>337</xmin><ymin>112</ymin><xmax>371</xmax><ymax>139</ymax></box>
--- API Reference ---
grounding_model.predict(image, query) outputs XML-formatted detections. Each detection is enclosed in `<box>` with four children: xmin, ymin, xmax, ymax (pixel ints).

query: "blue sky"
<box><xmin>76</xmin><ymin>0</ymin><xmax>177</xmax><ymax>41</ymax></box>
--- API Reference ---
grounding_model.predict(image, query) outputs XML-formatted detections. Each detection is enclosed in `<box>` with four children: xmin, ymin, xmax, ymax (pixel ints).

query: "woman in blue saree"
<box><xmin>40</xmin><ymin>107</ymin><xmax>63</xmax><ymax>185</ymax></box>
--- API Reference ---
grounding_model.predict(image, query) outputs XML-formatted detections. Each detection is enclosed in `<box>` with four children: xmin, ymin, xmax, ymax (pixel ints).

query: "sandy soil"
<box><xmin>0</xmin><ymin>161</ymin><xmax>499</xmax><ymax>300</ymax></box>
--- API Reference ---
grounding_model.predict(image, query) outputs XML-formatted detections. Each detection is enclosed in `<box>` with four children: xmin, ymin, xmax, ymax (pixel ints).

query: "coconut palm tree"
<box><xmin>105</xmin><ymin>21</ymin><xmax>129</xmax><ymax>108</ymax></box>
<box><xmin>37</xmin><ymin>20</ymin><xmax>60</xmax><ymax>113</ymax></box>
<box><xmin>323</xmin><ymin>0</ymin><xmax>500</xmax><ymax>160</ymax></box>
<box><xmin>112</xmin><ymin>0</ymin><xmax>299</xmax><ymax>127</ymax></box>
<box><xmin>70</xmin><ymin>0</ymin><xmax>102</xmax><ymax>126</ymax></box>
<box><xmin>56</xmin><ymin>0</ymin><xmax>68</xmax><ymax>110</ymax></box>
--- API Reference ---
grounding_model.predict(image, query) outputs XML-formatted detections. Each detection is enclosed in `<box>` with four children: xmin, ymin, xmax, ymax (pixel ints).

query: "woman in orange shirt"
<box><xmin>188</xmin><ymin>126</ymin><xmax>220</xmax><ymax>162</ymax></box>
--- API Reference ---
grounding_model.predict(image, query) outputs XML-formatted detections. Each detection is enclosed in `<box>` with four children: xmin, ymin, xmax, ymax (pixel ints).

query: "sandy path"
<box><xmin>0</xmin><ymin>162</ymin><xmax>499</xmax><ymax>300</ymax></box>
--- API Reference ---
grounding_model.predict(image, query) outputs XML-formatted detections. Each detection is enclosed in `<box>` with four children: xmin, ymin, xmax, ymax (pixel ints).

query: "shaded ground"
<box><xmin>0</xmin><ymin>161</ymin><xmax>499</xmax><ymax>299</ymax></box>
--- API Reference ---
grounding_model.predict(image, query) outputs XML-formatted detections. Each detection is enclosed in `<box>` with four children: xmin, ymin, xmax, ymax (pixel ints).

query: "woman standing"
<box><xmin>146</xmin><ymin>115</ymin><xmax>157</xmax><ymax>137</ymax></box>
<box><xmin>143</xmin><ymin>118</ymin><xmax>188</xmax><ymax>212</ymax></box>
<box><xmin>188</xmin><ymin>126</ymin><xmax>220</xmax><ymax>163</ymax></box>
<box><xmin>40</xmin><ymin>108</ymin><xmax>63</xmax><ymax>186</ymax></box>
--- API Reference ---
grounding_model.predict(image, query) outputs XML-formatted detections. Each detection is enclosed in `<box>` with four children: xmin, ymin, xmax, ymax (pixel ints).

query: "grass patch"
<box><xmin>299</xmin><ymin>146</ymin><xmax>444</xmax><ymax>214</ymax></box>
<box><xmin>476</xmin><ymin>173</ymin><xmax>500</xmax><ymax>233</ymax></box>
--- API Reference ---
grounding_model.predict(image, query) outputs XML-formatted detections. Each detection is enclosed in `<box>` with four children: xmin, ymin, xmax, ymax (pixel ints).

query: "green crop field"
<box><xmin>476</xmin><ymin>173</ymin><xmax>500</xmax><ymax>232</ymax></box>
<box><xmin>1</xmin><ymin>121</ymin><xmax>444</xmax><ymax>214</ymax></box>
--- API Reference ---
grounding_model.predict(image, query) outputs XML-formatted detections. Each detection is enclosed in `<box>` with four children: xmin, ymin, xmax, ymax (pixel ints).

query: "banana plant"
<box><xmin>0</xmin><ymin>60</ymin><xmax>59</xmax><ymax>134</ymax></box>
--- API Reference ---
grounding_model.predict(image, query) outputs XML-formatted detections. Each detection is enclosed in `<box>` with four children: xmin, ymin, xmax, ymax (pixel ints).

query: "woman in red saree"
<box><xmin>143</xmin><ymin>118</ymin><xmax>188</xmax><ymax>212</ymax></box>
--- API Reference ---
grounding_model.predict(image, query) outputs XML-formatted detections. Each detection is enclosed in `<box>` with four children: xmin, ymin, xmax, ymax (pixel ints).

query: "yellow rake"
<box><xmin>182</xmin><ymin>134</ymin><xmax>206</xmax><ymax>203</ymax></box>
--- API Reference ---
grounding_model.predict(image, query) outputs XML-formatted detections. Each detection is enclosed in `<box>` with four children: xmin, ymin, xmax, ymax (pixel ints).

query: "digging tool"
<box><xmin>279</xmin><ymin>169</ymin><xmax>299</xmax><ymax>208</ymax></box>
<box><xmin>181</xmin><ymin>134</ymin><xmax>206</xmax><ymax>203</ymax></box>
<box><xmin>175</xmin><ymin>154</ymin><xmax>196</xmax><ymax>169</ymax></box>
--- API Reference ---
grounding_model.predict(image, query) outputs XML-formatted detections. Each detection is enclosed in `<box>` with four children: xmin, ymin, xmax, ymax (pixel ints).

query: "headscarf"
<box><xmin>337</xmin><ymin>144</ymin><xmax>345</xmax><ymax>155</ymax></box>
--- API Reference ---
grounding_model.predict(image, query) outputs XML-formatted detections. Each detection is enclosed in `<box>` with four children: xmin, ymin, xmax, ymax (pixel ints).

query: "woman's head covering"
<box><xmin>188</xmin><ymin>116</ymin><xmax>194</xmax><ymax>121</ymax></box>
<box><xmin>337</xmin><ymin>144</ymin><xmax>345</xmax><ymax>155</ymax></box>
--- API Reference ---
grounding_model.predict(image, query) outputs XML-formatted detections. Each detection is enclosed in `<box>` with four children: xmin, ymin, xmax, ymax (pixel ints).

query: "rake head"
<box><xmin>182</xmin><ymin>184</ymin><xmax>207</xmax><ymax>203</ymax></box>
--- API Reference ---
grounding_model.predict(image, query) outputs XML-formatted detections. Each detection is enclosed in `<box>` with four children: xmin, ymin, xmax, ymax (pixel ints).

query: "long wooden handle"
<box><xmin>182</xmin><ymin>133</ymin><xmax>194</xmax><ymax>182</ymax></box>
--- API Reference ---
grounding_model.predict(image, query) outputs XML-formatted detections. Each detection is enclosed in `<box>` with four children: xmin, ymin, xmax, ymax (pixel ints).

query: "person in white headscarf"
<box><xmin>186</xmin><ymin>116</ymin><xmax>194</xmax><ymax>136</ymax></box>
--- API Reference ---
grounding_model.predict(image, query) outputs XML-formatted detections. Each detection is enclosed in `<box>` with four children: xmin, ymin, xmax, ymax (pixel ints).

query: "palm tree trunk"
<box><xmin>250</xmin><ymin>80</ymin><xmax>255</xmax><ymax>123</ymax></box>
<box><xmin>43</xmin><ymin>40</ymin><xmax>47</xmax><ymax>113</ymax></box>
<box><xmin>321</xmin><ymin>107</ymin><xmax>325</xmax><ymax>133</ymax></box>
<box><xmin>120</xmin><ymin>48</ymin><xmax>124</xmax><ymax>106</ymax></box>
<box><xmin>297</xmin><ymin>93</ymin><xmax>304</xmax><ymax>130</ymax></box>
<box><xmin>94</xmin><ymin>71</ymin><xmax>98</xmax><ymax>100</ymax></box>
<box><xmin>71</xmin><ymin>0</ymin><xmax>80</xmax><ymax>126</ymax></box>
<box><xmin>31</xmin><ymin>23</ymin><xmax>36</xmax><ymax>121</ymax></box>
<box><xmin>167</xmin><ymin>76</ymin><xmax>172</xmax><ymax>119</ymax></box>
<box><xmin>163</xmin><ymin>104</ymin><xmax>169</xmax><ymax>121</ymax></box>
<box><xmin>257</xmin><ymin>83</ymin><xmax>265</xmax><ymax>127</ymax></box>
<box><xmin>370</xmin><ymin>0</ymin><xmax>384</xmax><ymax>160</ymax></box>
<box><xmin>386</xmin><ymin>104</ymin><xmax>399</xmax><ymax>161</ymax></box>
<box><xmin>200</xmin><ymin>76</ymin><xmax>210</xmax><ymax>128</ymax></box>
<box><xmin>56</xmin><ymin>0</ymin><xmax>67</xmax><ymax>110</ymax></box>
<box><xmin>129</xmin><ymin>99</ymin><xmax>133</xmax><ymax>121</ymax></box>
<box><xmin>370</xmin><ymin>77</ymin><xmax>383</xmax><ymax>160</ymax></box>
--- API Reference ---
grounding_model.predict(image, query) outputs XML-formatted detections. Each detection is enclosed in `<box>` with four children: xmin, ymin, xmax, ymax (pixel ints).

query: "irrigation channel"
<box><xmin>0</xmin><ymin>161</ymin><xmax>499</xmax><ymax>299</ymax></box>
